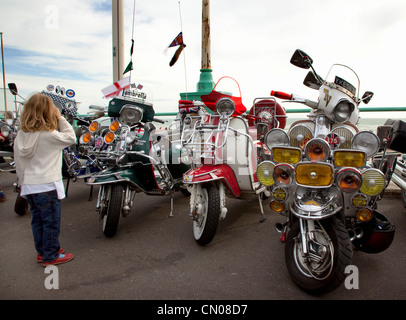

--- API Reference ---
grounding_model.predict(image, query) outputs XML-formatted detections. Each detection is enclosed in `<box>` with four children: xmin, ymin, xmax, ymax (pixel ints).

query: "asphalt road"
<box><xmin>1</xmin><ymin>168</ymin><xmax>406</xmax><ymax>303</ymax></box>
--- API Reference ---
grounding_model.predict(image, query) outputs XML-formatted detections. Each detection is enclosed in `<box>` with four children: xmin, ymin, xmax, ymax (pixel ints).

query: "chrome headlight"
<box><xmin>352</xmin><ymin>131</ymin><xmax>380</xmax><ymax>158</ymax></box>
<box><xmin>288</xmin><ymin>124</ymin><xmax>313</xmax><ymax>149</ymax></box>
<box><xmin>215</xmin><ymin>97</ymin><xmax>235</xmax><ymax>117</ymax></box>
<box><xmin>273</xmin><ymin>163</ymin><xmax>295</xmax><ymax>186</ymax></box>
<box><xmin>1</xmin><ymin>125</ymin><xmax>10</xmax><ymax>137</ymax></box>
<box><xmin>304</xmin><ymin>138</ymin><xmax>330</xmax><ymax>162</ymax></box>
<box><xmin>265</xmin><ymin>128</ymin><xmax>289</xmax><ymax>149</ymax></box>
<box><xmin>336</xmin><ymin>168</ymin><xmax>362</xmax><ymax>193</ymax></box>
<box><xmin>79</xmin><ymin>132</ymin><xmax>92</xmax><ymax>144</ymax></box>
<box><xmin>119</xmin><ymin>105</ymin><xmax>143</xmax><ymax>124</ymax></box>
<box><xmin>332</xmin><ymin>99</ymin><xmax>355</xmax><ymax>123</ymax></box>
<box><xmin>295</xmin><ymin>162</ymin><xmax>334</xmax><ymax>187</ymax></box>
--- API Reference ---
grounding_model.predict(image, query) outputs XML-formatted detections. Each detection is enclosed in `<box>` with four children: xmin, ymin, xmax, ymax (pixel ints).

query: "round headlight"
<box><xmin>352</xmin><ymin>131</ymin><xmax>380</xmax><ymax>158</ymax></box>
<box><xmin>119</xmin><ymin>105</ymin><xmax>143</xmax><ymax>124</ymax></box>
<box><xmin>110</xmin><ymin>120</ymin><xmax>120</xmax><ymax>132</ymax></box>
<box><xmin>360</xmin><ymin>168</ymin><xmax>385</xmax><ymax>196</ymax></box>
<box><xmin>256</xmin><ymin>161</ymin><xmax>275</xmax><ymax>186</ymax></box>
<box><xmin>332</xmin><ymin>99</ymin><xmax>355</xmax><ymax>123</ymax></box>
<box><xmin>336</xmin><ymin>168</ymin><xmax>362</xmax><ymax>193</ymax></box>
<box><xmin>273</xmin><ymin>163</ymin><xmax>295</xmax><ymax>186</ymax></box>
<box><xmin>104</xmin><ymin>131</ymin><xmax>115</xmax><ymax>144</ymax></box>
<box><xmin>215</xmin><ymin>97</ymin><xmax>235</xmax><ymax>117</ymax></box>
<box><xmin>79</xmin><ymin>132</ymin><xmax>92</xmax><ymax>144</ymax></box>
<box><xmin>265</xmin><ymin>128</ymin><xmax>289</xmax><ymax>149</ymax></box>
<box><xmin>89</xmin><ymin>121</ymin><xmax>100</xmax><ymax>133</ymax></box>
<box><xmin>304</xmin><ymin>138</ymin><xmax>330</xmax><ymax>162</ymax></box>
<box><xmin>1</xmin><ymin>125</ymin><xmax>10</xmax><ymax>137</ymax></box>
<box><xmin>288</xmin><ymin>124</ymin><xmax>313</xmax><ymax>149</ymax></box>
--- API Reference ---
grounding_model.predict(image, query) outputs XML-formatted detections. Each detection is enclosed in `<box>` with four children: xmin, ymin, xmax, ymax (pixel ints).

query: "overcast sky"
<box><xmin>1</xmin><ymin>0</ymin><xmax>406</xmax><ymax>115</ymax></box>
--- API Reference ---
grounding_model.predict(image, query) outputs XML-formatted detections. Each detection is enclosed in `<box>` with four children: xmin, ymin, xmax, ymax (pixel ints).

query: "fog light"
<box><xmin>256</xmin><ymin>161</ymin><xmax>275</xmax><ymax>186</ymax></box>
<box><xmin>351</xmin><ymin>193</ymin><xmax>368</xmax><ymax>209</ymax></box>
<box><xmin>272</xmin><ymin>187</ymin><xmax>288</xmax><ymax>202</ymax></box>
<box><xmin>104</xmin><ymin>132</ymin><xmax>115</xmax><ymax>144</ymax></box>
<box><xmin>80</xmin><ymin>132</ymin><xmax>92</xmax><ymax>144</ymax></box>
<box><xmin>270</xmin><ymin>201</ymin><xmax>285</xmax><ymax>213</ymax></box>
<box><xmin>89</xmin><ymin>121</ymin><xmax>100</xmax><ymax>133</ymax></box>
<box><xmin>356</xmin><ymin>208</ymin><xmax>373</xmax><ymax>222</ymax></box>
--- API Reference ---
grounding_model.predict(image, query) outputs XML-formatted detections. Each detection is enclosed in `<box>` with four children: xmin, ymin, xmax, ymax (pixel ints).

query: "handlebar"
<box><xmin>153</xmin><ymin>117</ymin><xmax>166</xmax><ymax>124</ymax></box>
<box><xmin>270</xmin><ymin>90</ymin><xmax>293</xmax><ymax>100</ymax></box>
<box><xmin>271</xmin><ymin>90</ymin><xmax>318</xmax><ymax>109</ymax></box>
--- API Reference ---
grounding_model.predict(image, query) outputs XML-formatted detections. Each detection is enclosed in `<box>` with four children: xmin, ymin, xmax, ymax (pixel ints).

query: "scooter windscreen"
<box><xmin>200</xmin><ymin>76</ymin><xmax>247</xmax><ymax>116</ymax></box>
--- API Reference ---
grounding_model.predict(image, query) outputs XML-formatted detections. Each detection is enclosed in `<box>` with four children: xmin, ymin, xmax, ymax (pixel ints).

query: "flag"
<box><xmin>169</xmin><ymin>43</ymin><xmax>186</xmax><ymax>67</ymax></box>
<box><xmin>137</xmin><ymin>84</ymin><xmax>143</xmax><ymax>90</ymax></box>
<box><xmin>168</xmin><ymin>32</ymin><xmax>183</xmax><ymax>48</ymax></box>
<box><xmin>101</xmin><ymin>76</ymin><xmax>131</xmax><ymax>98</ymax></box>
<box><xmin>123</xmin><ymin>61</ymin><xmax>133</xmax><ymax>74</ymax></box>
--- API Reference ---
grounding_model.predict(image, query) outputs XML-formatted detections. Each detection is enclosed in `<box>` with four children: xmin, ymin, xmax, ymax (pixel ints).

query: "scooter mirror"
<box><xmin>303</xmin><ymin>71</ymin><xmax>323</xmax><ymax>90</ymax></box>
<box><xmin>290</xmin><ymin>49</ymin><xmax>313</xmax><ymax>69</ymax></box>
<box><xmin>8</xmin><ymin>83</ymin><xmax>18</xmax><ymax>96</ymax></box>
<box><xmin>362</xmin><ymin>91</ymin><xmax>374</xmax><ymax>104</ymax></box>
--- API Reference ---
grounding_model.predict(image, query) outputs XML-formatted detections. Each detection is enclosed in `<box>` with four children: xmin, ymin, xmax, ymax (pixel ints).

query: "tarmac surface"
<box><xmin>1</xmin><ymin>164</ymin><xmax>406</xmax><ymax>303</ymax></box>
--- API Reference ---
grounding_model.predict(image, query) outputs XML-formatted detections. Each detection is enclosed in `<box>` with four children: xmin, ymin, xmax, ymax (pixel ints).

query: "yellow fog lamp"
<box><xmin>304</xmin><ymin>138</ymin><xmax>330</xmax><ymax>162</ymax></box>
<box><xmin>272</xmin><ymin>187</ymin><xmax>288</xmax><ymax>202</ymax></box>
<box><xmin>273</xmin><ymin>163</ymin><xmax>295</xmax><ymax>186</ymax></box>
<box><xmin>270</xmin><ymin>201</ymin><xmax>285</xmax><ymax>213</ymax></box>
<box><xmin>89</xmin><ymin>121</ymin><xmax>100</xmax><ymax>133</ymax></box>
<box><xmin>256</xmin><ymin>161</ymin><xmax>275</xmax><ymax>186</ymax></box>
<box><xmin>360</xmin><ymin>168</ymin><xmax>385</xmax><ymax>196</ymax></box>
<box><xmin>333</xmin><ymin>150</ymin><xmax>366</xmax><ymax>168</ymax></box>
<box><xmin>356</xmin><ymin>207</ymin><xmax>374</xmax><ymax>222</ymax></box>
<box><xmin>104</xmin><ymin>131</ymin><xmax>116</xmax><ymax>144</ymax></box>
<box><xmin>295</xmin><ymin>162</ymin><xmax>334</xmax><ymax>187</ymax></box>
<box><xmin>109</xmin><ymin>120</ymin><xmax>120</xmax><ymax>132</ymax></box>
<box><xmin>336</xmin><ymin>168</ymin><xmax>362</xmax><ymax>193</ymax></box>
<box><xmin>79</xmin><ymin>132</ymin><xmax>92</xmax><ymax>144</ymax></box>
<box><xmin>272</xmin><ymin>146</ymin><xmax>301</xmax><ymax>164</ymax></box>
<box><xmin>351</xmin><ymin>193</ymin><xmax>368</xmax><ymax>209</ymax></box>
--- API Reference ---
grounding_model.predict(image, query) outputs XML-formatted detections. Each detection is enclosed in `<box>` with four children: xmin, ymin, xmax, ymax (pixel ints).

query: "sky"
<box><xmin>1</xmin><ymin>0</ymin><xmax>406</xmax><ymax>117</ymax></box>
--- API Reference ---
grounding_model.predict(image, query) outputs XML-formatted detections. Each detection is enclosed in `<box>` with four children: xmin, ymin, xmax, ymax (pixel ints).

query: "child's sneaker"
<box><xmin>42</xmin><ymin>253</ymin><xmax>74</xmax><ymax>267</ymax></box>
<box><xmin>37</xmin><ymin>248</ymin><xmax>65</xmax><ymax>263</ymax></box>
<box><xmin>0</xmin><ymin>191</ymin><xmax>5</xmax><ymax>202</ymax></box>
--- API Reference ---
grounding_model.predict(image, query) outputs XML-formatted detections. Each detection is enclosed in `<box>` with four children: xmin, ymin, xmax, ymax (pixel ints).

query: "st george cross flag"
<box><xmin>101</xmin><ymin>76</ymin><xmax>131</xmax><ymax>98</ymax></box>
<box><xmin>168</xmin><ymin>32</ymin><xmax>183</xmax><ymax>47</ymax></box>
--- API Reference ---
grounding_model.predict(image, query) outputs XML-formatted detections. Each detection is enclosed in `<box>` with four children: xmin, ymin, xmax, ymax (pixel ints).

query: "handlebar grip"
<box><xmin>271</xmin><ymin>90</ymin><xmax>293</xmax><ymax>100</ymax></box>
<box><xmin>153</xmin><ymin>117</ymin><xmax>166</xmax><ymax>124</ymax></box>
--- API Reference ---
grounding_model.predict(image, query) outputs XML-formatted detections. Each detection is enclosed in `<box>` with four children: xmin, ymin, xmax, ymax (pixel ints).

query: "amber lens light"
<box><xmin>351</xmin><ymin>193</ymin><xmax>368</xmax><ymax>209</ymax></box>
<box><xmin>305</xmin><ymin>138</ymin><xmax>330</xmax><ymax>162</ymax></box>
<box><xmin>104</xmin><ymin>132</ymin><xmax>115</xmax><ymax>144</ymax></box>
<box><xmin>333</xmin><ymin>150</ymin><xmax>366</xmax><ymax>168</ymax></box>
<box><xmin>273</xmin><ymin>164</ymin><xmax>294</xmax><ymax>186</ymax></box>
<box><xmin>272</xmin><ymin>147</ymin><xmax>301</xmax><ymax>164</ymax></box>
<box><xmin>272</xmin><ymin>187</ymin><xmax>288</xmax><ymax>202</ymax></box>
<box><xmin>356</xmin><ymin>208</ymin><xmax>373</xmax><ymax>222</ymax></box>
<box><xmin>80</xmin><ymin>132</ymin><xmax>92</xmax><ymax>144</ymax></box>
<box><xmin>295</xmin><ymin>163</ymin><xmax>333</xmax><ymax>187</ymax></box>
<box><xmin>360</xmin><ymin>168</ymin><xmax>385</xmax><ymax>196</ymax></box>
<box><xmin>270</xmin><ymin>201</ymin><xmax>285</xmax><ymax>213</ymax></box>
<box><xmin>336</xmin><ymin>168</ymin><xmax>362</xmax><ymax>193</ymax></box>
<box><xmin>110</xmin><ymin>120</ymin><xmax>120</xmax><ymax>132</ymax></box>
<box><xmin>89</xmin><ymin>121</ymin><xmax>99</xmax><ymax>133</ymax></box>
<box><xmin>256</xmin><ymin>161</ymin><xmax>275</xmax><ymax>186</ymax></box>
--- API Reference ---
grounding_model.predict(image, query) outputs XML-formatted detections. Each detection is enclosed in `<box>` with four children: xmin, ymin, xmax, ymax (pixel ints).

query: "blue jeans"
<box><xmin>26</xmin><ymin>190</ymin><xmax>61</xmax><ymax>263</ymax></box>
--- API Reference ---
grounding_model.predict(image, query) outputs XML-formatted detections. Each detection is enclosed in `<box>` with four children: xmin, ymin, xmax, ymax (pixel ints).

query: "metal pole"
<box><xmin>201</xmin><ymin>0</ymin><xmax>211</xmax><ymax>70</ymax></box>
<box><xmin>112</xmin><ymin>0</ymin><xmax>125</xmax><ymax>83</ymax></box>
<box><xmin>1</xmin><ymin>32</ymin><xmax>7</xmax><ymax>113</ymax></box>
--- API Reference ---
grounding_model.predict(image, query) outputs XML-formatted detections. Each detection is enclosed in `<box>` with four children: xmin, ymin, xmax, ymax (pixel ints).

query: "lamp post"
<box><xmin>112</xmin><ymin>0</ymin><xmax>125</xmax><ymax>83</ymax></box>
<box><xmin>1</xmin><ymin>32</ymin><xmax>7</xmax><ymax>113</ymax></box>
<box><xmin>180</xmin><ymin>0</ymin><xmax>215</xmax><ymax>101</ymax></box>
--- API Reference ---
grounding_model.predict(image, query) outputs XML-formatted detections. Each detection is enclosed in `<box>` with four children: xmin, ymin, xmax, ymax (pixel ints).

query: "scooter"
<box><xmin>181</xmin><ymin>76</ymin><xmax>286</xmax><ymax>245</ymax></box>
<box><xmin>81</xmin><ymin>88</ymin><xmax>190</xmax><ymax>237</ymax></box>
<box><xmin>256</xmin><ymin>49</ymin><xmax>395</xmax><ymax>293</ymax></box>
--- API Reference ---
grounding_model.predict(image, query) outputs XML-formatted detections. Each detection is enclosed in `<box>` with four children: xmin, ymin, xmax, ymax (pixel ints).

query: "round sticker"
<box><xmin>326</xmin><ymin>133</ymin><xmax>340</xmax><ymax>149</ymax></box>
<box><xmin>95</xmin><ymin>136</ymin><xmax>104</xmax><ymax>149</ymax></box>
<box><xmin>66</xmin><ymin>89</ymin><xmax>76</xmax><ymax>98</ymax></box>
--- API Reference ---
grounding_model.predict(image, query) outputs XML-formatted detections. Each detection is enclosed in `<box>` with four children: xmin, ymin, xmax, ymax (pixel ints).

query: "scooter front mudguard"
<box><xmin>183</xmin><ymin>164</ymin><xmax>241</xmax><ymax>197</ymax></box>
<box><xmin>87</xmin><ymin>166</ymin><xmax>158</xmax><ymax>192</ymax></box>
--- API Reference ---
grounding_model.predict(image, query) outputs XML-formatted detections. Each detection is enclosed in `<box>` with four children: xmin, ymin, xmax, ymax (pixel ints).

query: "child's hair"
<box><xmin>20</xmin><ymin>93</ymin><xmax>59</xmax><ymax>132</ymax></box>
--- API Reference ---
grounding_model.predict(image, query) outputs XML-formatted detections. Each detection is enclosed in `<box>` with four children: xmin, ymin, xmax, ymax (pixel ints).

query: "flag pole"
<box><xmin>1</xmin><ymin>32</ymin><xmax>7</xmax><ymax>113</ymax></box>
